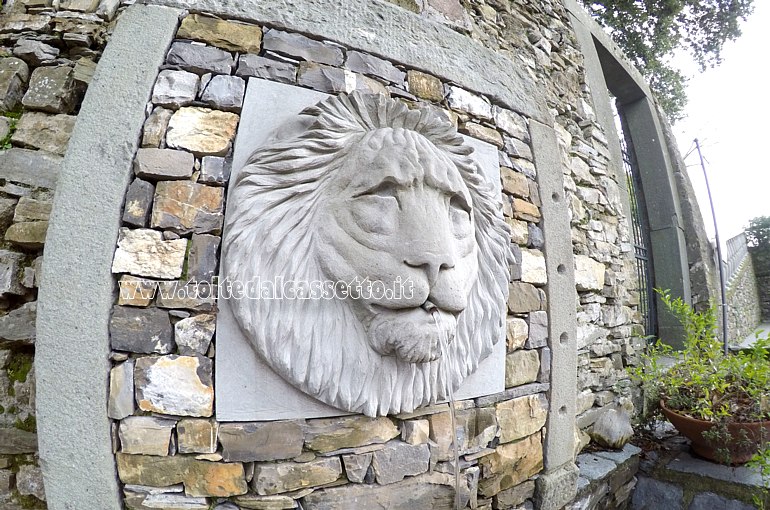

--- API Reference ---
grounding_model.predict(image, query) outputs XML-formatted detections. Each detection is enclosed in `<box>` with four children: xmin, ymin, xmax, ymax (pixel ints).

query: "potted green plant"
<box><xmin>631</xmin><ymin>289</ymin><xmax>770</xmax><ymax>466</ymax></box>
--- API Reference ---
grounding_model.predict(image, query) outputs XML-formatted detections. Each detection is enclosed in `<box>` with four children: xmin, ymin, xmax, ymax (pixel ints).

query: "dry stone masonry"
<box><xmin>0</xmin><ymin>0</ymin><xmax>720</xmax><ymax>508</ymax></box>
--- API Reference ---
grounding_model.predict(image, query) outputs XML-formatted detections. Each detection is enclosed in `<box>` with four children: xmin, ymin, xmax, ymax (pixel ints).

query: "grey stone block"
<box><xmin>13</xmin><ymin>39</ymin><xmax>59</xmax><ymax>66</ymax></box>
<box><xmin>236</xmin><ymin>54</ymin><xmax>297</xmax><ymax>84</ymax></box>
<box><xmin>199</xmin><ymin>156</ymin><xmax>230</xmax><ymax>186</ymax></box>
<box><xmin>525</xmin><ymin>310</ymin><xmax>548</xmax><ymax>348</ymax></box>
<box><xmin>22</xmin><ymin>66</ymin><xmax>79</xmax><ymax>114</ymax></box>
<box><xmin>371</xmin><ymin>441</ymin><xmax>430</xmax><ymax>485</ymax></box>
<box><xmin>630</xmin><ymin>476</ymin><xmax>683</xmax><ymax>510</ymax></box>
<box><xmin>0</xmin><ymin>301</ymin><xmax>36</xmax><ymax>345</ymax></box>
<box><xmin>345</xmin><ymin>50</ymin><xmax>404</xmax><ymax>84</ymax></box>
<box><xmin>0</xmin><ymin>250</ymin><xmax>26</xmax><ymax>296</ymax></box>
<box><xmin>263</xmin><ymin>28</ymin><xmax>344</xmax><ymax>66</ymax></box>
<box><xmin>0</xmin><ymin>427</ymin><xmax>38</xmax><ymax>454</ymax></box>
<box><xmin>534</xmin><ymin>462</ymin><xmax>578</xmax><ymax>510</ymax></box>
<box><xmin>134</xmin><ymin>148</ymin><xmax>195</xmax><ymax>181</ymax></box>
<box><xmin>689</xmin><ymin>492</ymin><xmax>754</xmax><ymax>510</ymax></box>
<box><xmin>166</xmin><ymin>41</ymin><xmax>234</xmax><ymax>75</ymax></box>
<box><xmin>219</xmin><ymin>421</ymin><xmax>304</xmax><ymax>462</ymax></box>
<box><xmin>109</xmin><ymin>306</ymin><xmax>174</xmax><ymax>354</ymax></box>
<box><xmin>297</xmin><ymin>61</ymin><xmax>350</xmax><ymax>93</ymax></box>
<box><xmin>187</xmin><ymin>233</ymin><xmax>220</xmax><ymax>282</ymax></box>
<box><xmin>151</xmin><ymin>69</ymin><xmax>199</xmax><ymax>108</ymax></box>
<box><xmin>200</xmin><ymin>74</ymin><xmax>244</xmax><ymax>112</ymax></box>
<box><xmin>122</xmin><ymin>179</ymin><xmax>155</xmax><ymax>227</ymax></box>
<box><xmin>0</xmin><ymin>148</ymin><xmax>61</xmax><ymax>190</ymax></box>
<box><xmin>0</xmin><ymin>57</ymin><xmax>29</xmax><ymax>111</ymax></box>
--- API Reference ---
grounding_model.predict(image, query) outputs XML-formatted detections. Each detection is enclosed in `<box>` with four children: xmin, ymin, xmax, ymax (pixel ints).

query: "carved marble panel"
<box><xmin>217</xmin><ymin>79</ymin><xmax>510</xmax><ymax>419</ymax></box>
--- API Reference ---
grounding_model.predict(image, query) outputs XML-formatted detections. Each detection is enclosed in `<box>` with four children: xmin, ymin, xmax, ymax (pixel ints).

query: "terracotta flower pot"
<box><xmin>660</xmin><ymin>400</ymin><xmax>770</xmax><ymax>464</ymax></box>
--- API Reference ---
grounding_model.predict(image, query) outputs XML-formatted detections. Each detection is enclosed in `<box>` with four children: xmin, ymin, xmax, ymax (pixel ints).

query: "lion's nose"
<box><xmin>404</xmin><ymin>252</ymin><xmax>455</xmax><ymax>284</ymax></box>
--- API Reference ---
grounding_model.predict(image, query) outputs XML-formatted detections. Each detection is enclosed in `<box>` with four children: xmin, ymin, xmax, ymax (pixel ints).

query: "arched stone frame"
<box><xmin>565</xmin><ymin>0</ymin><xmax>715</xmax><ymax>348</ymax></box>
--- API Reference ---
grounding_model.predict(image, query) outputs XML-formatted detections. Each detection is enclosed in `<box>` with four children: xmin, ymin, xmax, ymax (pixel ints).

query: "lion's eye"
<box><xmin>449</xmin><ymin>195</ymin><xmax>472</xmax><ymax>238</ymax></box>
<box><xmin>351</xmin><ymin>194</ymin><xmax>397</xmax><ymax>235</ymax></box>
<box><xmin>355</xmin><ymin>181</ymin><xmax>400</xmax><ymax>201</ymax></box>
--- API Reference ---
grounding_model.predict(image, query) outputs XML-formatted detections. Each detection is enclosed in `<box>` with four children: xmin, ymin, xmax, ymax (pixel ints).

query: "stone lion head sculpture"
<box><xmin>222</xmin><ymin>92</ymin><xmax>511</xmax><ymax>416</ymax></box>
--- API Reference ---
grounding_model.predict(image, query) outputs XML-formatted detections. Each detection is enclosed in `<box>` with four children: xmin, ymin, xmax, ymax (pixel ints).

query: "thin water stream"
<box><xmin>431</xmin><ymin>309</ymin><xmax>462</xmax><ymax>510</ymax></box>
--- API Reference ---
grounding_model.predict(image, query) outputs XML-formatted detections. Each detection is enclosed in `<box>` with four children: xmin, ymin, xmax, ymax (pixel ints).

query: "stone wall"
<box><xmin>0</xmin><ymin>0</ymin><xmax>714</xmax><ymax>508</ymax></box>
<box><xmin>0</xmin><ymin>0</ymin><xmax>119</xmax><ymax>507</ymax></box>
<box><xmin>725</xmin><ymin>256</ymin><xmax>762</xmax><ymax>344</ymax></box>
<box><xmin>103</xmin><ymin>5</ymin><xmax>566</xmax><ymax>509</ymax></box>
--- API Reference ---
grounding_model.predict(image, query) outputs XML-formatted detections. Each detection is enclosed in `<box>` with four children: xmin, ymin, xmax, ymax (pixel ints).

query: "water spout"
<box><xmin>432</xmin><ymin>312</ymin><xmax>461</xmax><ymax>510</ymax></box>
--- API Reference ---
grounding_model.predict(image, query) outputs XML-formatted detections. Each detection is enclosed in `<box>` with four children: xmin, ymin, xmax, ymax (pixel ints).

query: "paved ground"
<box><xmin>733</xmin><ymin>322</ymin><xmax>770</xmax><ymax>349</ymax></box>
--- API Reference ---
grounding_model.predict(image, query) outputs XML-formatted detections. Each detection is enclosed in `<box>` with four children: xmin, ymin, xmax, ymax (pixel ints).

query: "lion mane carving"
<box><xmin>222</xmin><ymin>92</ymin><xmax>512</xmax><ymax>417</ymax></box>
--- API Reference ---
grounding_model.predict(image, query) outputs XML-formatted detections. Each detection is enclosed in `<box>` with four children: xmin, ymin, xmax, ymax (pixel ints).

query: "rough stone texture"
<box><xmin>219</xmin><ymin>421</ymin><xmax>304</xmax><ymax>462</ymax></box>
<box><xmin>525</xmin><ymin>311</ymin><xmax>549</xmax><ymax>349</ymax></box>
<box><xmin>199</xmin><ymin>156</ymin><xmax>230</xmax><ymax>186</ymax></box>
<box><xmin>155</xmin><ymin>281</ymin><xmax>217</xmax><ymax>312</ymax></box>
<box><xmin>117</xmin><ymin>275</ymin><xmax>157</xmax><ymax>307</ymax></box>
<box><xmin>575</xmin><ymin>255</ymin><xmax>606</xmax><ymax>291</ymax></box>
<box><xmin>166</xmin><ymin>41</ymin><xmax>235</xmax><ymax>75</ymax></box>
<box><xmin>689</xmin><ymin>492</ymin><xmax>754</xmax><ymax>510</ymax></box>
<box><xmin>371</xmin><ymin>441</ymin><xmax>430</xmax><ymax>484</ymax></box>
<box><xmin>263</xmin><ymin>29</ymin><xmax>344</xmax><ymax>66</ymax></box>
<box><xmin>122</xmin><ymin>178</ymin><xmax>155</xmax><ymax>227</ymax></box>
<box><xmin>630</xmin><ymin>476</ymin><xmax>683</xmax><ymax>509</ymax></box>
<box><xmin>341</xmin><ymin>453</ymin><xmax>372</xmax><ymax>484</ymax></box>
<box><xmin>178</xmin><ymin>14</ymin><xmax>263</xmax><ymax>53</ymax></box>
<box><xmin>151</xmin><ymin>180</ymin><xmax>225</xmax><ymax>235</ymax></box>
<box><xmin>0</xmin><ymin>57</ymin><xmax>29</xmax><ymax>111</ymax></box>
<box><xmin>535</xmin><ymin>462</ymin><xmax>579</xmax><ymax>510</ymax></box>
<box><xmin>505</xmin><ymin>349</ymin><xmax>541</xmax><ymax>388</ymax></box>
<box><xmin>589</xmin><ymin>406</ymin><xmax>633</xmax><ymax>449</ymax></box>
<box><xmin>407</xmin><ymin>70</ymin><xmax>443</xmax><ymax>101</ymax></box>
<box><xmin>236</xmin><ymin>54</ymin><xmax>297</xmax><ymax>84</ymax></box>
<box><xmin>16</xmin><ymin>465</ymin><xmax>45</xmax><ymax>501</ymax></box>
<box><xmin>725</xmin><ymin>255</ymin><xmax>762</xmax><ymax>343</ymax></box>
<box><xmin>478</xmin><ymin>433</ymin><xmax>543</xmax><ymax>497</ymax></box>
<box><xmin>0</xmin><ymin>301</ymin><xmax>37</xmax><ymax>344</ymax></box>
<box><xmin>187</xmin><ymin>234</ymin><xmax>220</xmax><ymax>282</ymax></box>
<box><xmin>447</xmin><ymin>85</ymin><xmax>492</xmax><ymax>119</ymax></box>
<box><xmin>401</xmin><ymin>419</ymin><xmax>430</xmax><ymax>445</ymax></box>
<box><xmin>14</xmin><ymin>197</ymin><xmax>52</xmax><ymax>222</ymax></box>
<box><xmin>177</xmin><ymin>418</ymin><xmax>218</xmax><ymax>454</ymax></box>
<box><xmin>253</xmin><ymin>457</ymin><xmax>343</xmax><ymax>495</ymax></box>
<box><xmin>11</xmin><ymin>112</ymin><xmax>76</xmax><ymax>155</ymax></box>
<box><xmin>116</xmin><ymin>453</ymin><xmax>247</xmax><ymax>497</ymax></box>
<box><xmin>5</xmin><ymin>220</ymin><xmax>48</xmax><ymax>248</ymax></box>
<box><xmin>507</xmin><ymin>317</ymin><xmax>529</xmax><ymax>352</ymax></box>
<box><xmin>119</xmin><ymin>416</ymin><xmax>175</xmax><ymax>455</ymax></box>
<box><xmin>166</xmin><ymin>107</ymin><xmax>239</xmax><ymax>156</ymax></box>
<box><xmin>521</xmin><ymin>248</ymin><xmax>547</xmax><ymax>285</ymax></box>
<box><xmin>304</xmin><ymin>416</ymin><xmax>400</xmax><ymax>453</ymax></box>
<box><xmin>301</xmin><ymin>471</ymin><xmax>461</xmax><ymax>509</ymax></box>
<box><xmin>462</xmin><ymin>122</ymin><xmax>503</xmax><ymax>148</ymax></box>
<box><xmin>497</xmin><ymin>480</ymin><xmax>535</xmax><ymax>508</ymax></box>
<box><xmin>0</xmin><ymin>427</ymin><xmax>38</xmax><ymax>454</ymax></box>
<box><xmin>0</xmin><ymin>148</ymin><xmax>61</xmax><ymax>190</ymax></box>
<box><xmin>297</xmin><ymin>62</ymin><xmax>353</xmax><ymax>94</ymax></box>
<box><xmin>22</xmin><ymin>65</ymin><xmax>78</xmax><ymax>114</ymax></box>
<box><xmin>142</xmin><ymin>107</ymin><xmax>174</xmax><ymax>148</ymax></box>
<box><xmin>496</xmin><ymin>394</ymin><xmax>547</xmax><ymax>443</ymax></box>
<box><xmin>345</xmin><ymin>51</ymin><xmax>405</xmax><ymax>84</ymax></box>
<box><xmin>13</xmin><ymin>39</ymin><xmax>59</xmax><ymax>66</ymax></box>
<box><xmin>508</xmin><ymin>282</ymin><xmax>542</xmax><ymax>313</ymax></box>
<box><xmin>108</xmin><ymin>359</ymin><xmax>135</xmax><ymax>419</ymax></box>
<box><xmin>112</xmin><ymin>228</ymin><xmax>187</xmax><ymax>278</ymax></box>
<box><xmin>151</xmin><ymin>69</ymin><xmax>199</xmax><ymax>108</ymax></box>
<box><xmin>134</xmin><ymin>148</ymin><xmax>195</xmax><ymax>181</ymax></box>
<box><xmin>232</xmin><ymin>495</ymin><xmax>296</xmax><ymax>509</ymax></box>
<box><xmin>200</xmin><ymin>74</ymin><xmax>245</xmax><ymax>111</ymax></box>
<box><xmin>135</xmin><ymin>355</ymin><xmax>214</xmax><ymax>417</ymax></box>
<box><xmin>109</xmin><ymin>306</ymin><xmax>174</xmax><ymax>354</ymax></box>
<box><xmin>0</xmin><ymin>250</ymin><xmax>26</xmax><ymax>296</ymax></box>
<box><xmin>174</xmin><ymin>314</ymin><xmax>216</xmax><ymax>356</ymax></box>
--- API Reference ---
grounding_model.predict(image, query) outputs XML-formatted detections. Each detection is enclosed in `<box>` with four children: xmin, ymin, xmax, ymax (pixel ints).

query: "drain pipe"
<box><xmin>694</xmin><ymin>138</ymin><xmax>728</xmax><ymax>354</ymax></box>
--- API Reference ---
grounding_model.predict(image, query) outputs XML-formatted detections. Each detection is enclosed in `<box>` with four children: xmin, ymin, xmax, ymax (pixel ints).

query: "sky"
<box><xmin>673</xmin><ymin>1</ymin><xmax>770</xmax><ymax>245</ymax></box>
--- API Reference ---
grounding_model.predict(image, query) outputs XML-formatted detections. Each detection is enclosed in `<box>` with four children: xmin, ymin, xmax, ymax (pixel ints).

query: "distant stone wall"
<box><xmin>725</xmin><ymin>256</ymin><xmax>762</xmax><ymax>344</ymax></box>
<box><xmin>0</xmin><ymin>0</ymin><xmax>118</xmax><ymax>507</ymax></box>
